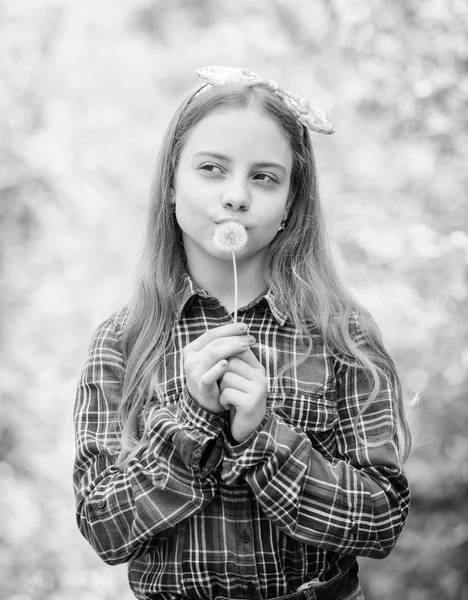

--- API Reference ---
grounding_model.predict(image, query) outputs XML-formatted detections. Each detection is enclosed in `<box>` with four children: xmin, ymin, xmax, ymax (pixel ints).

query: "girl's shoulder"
<box><xmin>328</xmin><ymin>306</ymin><xmax>364</xmax><ymax>338</ymax></box>
<box><xmin>347</xmin><ymin>308</ymin><xmax>362</xmax><ymax>339</ymax></box>
<box><xmin>91</xmin><ymin>305</ymin><xmax>130</xmax><ymax>344</ymax></box>
<box><xmin>106</xmin><ymin>305</ymin><xmax>130</xmax><ymax>333</ymax></box>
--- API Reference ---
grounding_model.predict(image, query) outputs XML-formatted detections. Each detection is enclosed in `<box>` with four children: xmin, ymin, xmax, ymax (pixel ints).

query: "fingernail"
<box><xmin>247</xmin><ymin>336</ymin><xmax>256</xmax><ymax>345</ymax></box>
<box><xmin>238</xmin><ymin>323</ymin><xmax>247</xmax><ymax>332</ymax></box>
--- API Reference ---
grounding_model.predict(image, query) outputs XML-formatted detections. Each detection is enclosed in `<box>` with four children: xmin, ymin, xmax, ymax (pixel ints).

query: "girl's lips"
<box><xmin>215</xmin><ymin>218</ymin><xmax>250</xmax><ymax>228</ymax></box>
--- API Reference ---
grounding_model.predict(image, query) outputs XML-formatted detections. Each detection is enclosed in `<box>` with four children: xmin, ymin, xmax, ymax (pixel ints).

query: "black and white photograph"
<box><xmin>1</xmin><ymin>2</ymin><xmax>467</xmax><ymax>599</ymax></box>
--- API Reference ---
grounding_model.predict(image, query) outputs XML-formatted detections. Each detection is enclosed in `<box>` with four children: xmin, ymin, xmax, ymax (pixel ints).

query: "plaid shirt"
<box><xmin>73</xmin><ymin>276</ymin><xmax>410</xmax><ymax>600</ymax></box>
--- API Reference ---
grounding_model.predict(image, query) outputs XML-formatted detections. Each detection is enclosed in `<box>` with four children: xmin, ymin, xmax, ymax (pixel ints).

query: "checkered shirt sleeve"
<box><xmin>73</xmin><ymin>317</ymin><xmax>226</xmax><ymax>565</ymax></box>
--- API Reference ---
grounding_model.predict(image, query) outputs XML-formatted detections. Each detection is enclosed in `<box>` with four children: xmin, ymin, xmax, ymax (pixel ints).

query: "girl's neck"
<box><xmin>186</xmin><ymin>251</ymin><xmax>267</xmax><ymax>314</ymax></box>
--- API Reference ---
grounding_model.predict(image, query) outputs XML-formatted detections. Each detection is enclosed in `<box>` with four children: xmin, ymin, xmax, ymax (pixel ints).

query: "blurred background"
<box><xmin>1</xmin><ymin>0</ymin><xmax>467</xmax><ymax>598</ymax></box>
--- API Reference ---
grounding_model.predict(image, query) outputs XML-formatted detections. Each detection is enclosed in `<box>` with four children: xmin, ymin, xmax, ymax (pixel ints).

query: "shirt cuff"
<box><xmin>177</xmin><ymin>387</ymin><xmax>228</xmax><ymax>436</ymax></box>
<box><xmin>145</xmin><ymin>388</ymin><xmax>228</xmax><ymax>478</ymax></box>
<box><xmin>221</xmin><ymin>411</ymin><xmax>276</xmax><ymax>484</ymax></box>
<box><xmin>173</xmin><ymin>388</ymin><xmax>228</xmax><ymax>477</ymax></box>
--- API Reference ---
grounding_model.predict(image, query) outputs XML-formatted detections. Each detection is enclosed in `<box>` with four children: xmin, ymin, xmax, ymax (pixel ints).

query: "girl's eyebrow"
<box><xmin>194</xmin><ymin>151</ymin><xmax>232</xmax><ymax>162</ymax></box>
<box><xmin>194</xmin><ymin>152</ymin><xmax>287</xmax><ymax>174</ymax></box>
<box><xmin>254</xmin><ymin>161</ymin><xmax>287</xmax><ymax>175</ymax></box>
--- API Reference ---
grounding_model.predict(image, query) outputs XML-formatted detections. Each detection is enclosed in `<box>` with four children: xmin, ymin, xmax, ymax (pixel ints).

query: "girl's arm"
<box><xmin>220</xmin><ymin>324</ymin><xmax>410</xmax><ymax>559</ymax></box>
<box><xmin>73</xmin><ymin>316</ymin><xmax>225</xmax><ymax>565</ymax></box>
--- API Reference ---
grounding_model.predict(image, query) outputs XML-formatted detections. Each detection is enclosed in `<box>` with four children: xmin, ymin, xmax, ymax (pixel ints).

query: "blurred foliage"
<box><xmin>1</xmin><ymin>0</ymin><xmax>467</xmax><ymax>598</ymax></box>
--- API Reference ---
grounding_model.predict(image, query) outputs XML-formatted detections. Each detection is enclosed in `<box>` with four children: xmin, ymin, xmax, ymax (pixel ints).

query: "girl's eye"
<box><xmin>200</xmin><ymin>163</ymin><xmax>223</xmax><ymax>174</ymax></box>
<box><xmin>253</xmin><ymin>173</ymin><xmax>277</xmax><ymax>184</ymax></box>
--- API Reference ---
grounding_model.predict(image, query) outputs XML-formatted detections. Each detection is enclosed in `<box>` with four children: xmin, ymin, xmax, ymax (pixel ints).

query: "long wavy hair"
<box><xmin>117</xmin><ymin>81</ymin><xmax>412</xmax><ymax>467</ymax></box>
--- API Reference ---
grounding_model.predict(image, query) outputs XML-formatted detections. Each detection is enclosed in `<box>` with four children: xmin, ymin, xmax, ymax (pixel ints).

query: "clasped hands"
<box><xmin>183</xmin><ymin>322</ymin><xmax>267</xmax><ymax>443</ymax></box>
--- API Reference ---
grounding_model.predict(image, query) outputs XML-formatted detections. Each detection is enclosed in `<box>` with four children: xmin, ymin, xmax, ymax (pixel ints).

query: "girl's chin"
<box><xmin>211</xmin><ymin>247</ymin><xmax>248</xmax><ymax>261</ymax></box>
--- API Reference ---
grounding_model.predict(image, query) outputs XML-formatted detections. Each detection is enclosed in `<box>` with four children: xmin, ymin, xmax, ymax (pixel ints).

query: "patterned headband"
<box><xmin>196</xmin><ymin>65</ymin><xmax>335</xmax><ymax>135</ymax></box>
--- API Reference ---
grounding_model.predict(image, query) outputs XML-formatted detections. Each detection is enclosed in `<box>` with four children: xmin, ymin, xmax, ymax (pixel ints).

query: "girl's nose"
<box><xmin>221</xmin><ymin>180</ymin><xmax>250</xmax><ymax>211</ymax></box>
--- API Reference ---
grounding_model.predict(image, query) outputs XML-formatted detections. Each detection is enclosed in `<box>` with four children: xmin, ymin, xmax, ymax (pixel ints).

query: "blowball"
<box><xmin>213</xmin><ymin>221</ymin><xmax>248</xmax><ymax>252</ymax></box>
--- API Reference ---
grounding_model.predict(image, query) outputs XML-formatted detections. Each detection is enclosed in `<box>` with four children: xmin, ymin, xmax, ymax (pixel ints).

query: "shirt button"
<box><xmin>97</xmin><ymin>500</ymin><xmax>106</xmax><ymax>510</ymax></box>
<box><xmin>241</xmin><ymin>530</ymin><xmax>251</xmax><ymax>544</ymax></box>
<box><xmin>350</xmin><ymin>522</ymin><xmax>358</xmax><ymax>536</ymax></box>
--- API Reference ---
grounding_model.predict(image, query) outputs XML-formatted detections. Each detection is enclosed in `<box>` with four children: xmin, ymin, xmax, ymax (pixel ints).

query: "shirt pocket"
<box><xmin>271</xmin><ymin>386</ymin><xmax>339</xmax><ymax>459</ymax></box>
<box><xmin>270</xmin><ymin>382</ymin><xmax>339</xmax><ymax>435</ymax></box>
<box><xmin>268</xmin><ymin>352</ymin><xmax>340</xmax><ymax>459</ymax></box>
<box><xmin>267</xmin><ymin>349</ymin><xmax>339</xmax><ymax>435</ymax></box>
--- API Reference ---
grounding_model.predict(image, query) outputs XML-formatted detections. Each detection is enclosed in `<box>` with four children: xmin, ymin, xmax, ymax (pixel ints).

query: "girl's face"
<box><xmin>173</xmin><ymin>106</ymin><xmax>293</xmax><ymax>271</ymax></box>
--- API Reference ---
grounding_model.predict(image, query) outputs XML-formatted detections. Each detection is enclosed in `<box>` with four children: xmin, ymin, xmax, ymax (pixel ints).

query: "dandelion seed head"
<box><xmin>213</xmin><ymin>221</ymin><xmax>248</xmax><ymax>252</ymax></box>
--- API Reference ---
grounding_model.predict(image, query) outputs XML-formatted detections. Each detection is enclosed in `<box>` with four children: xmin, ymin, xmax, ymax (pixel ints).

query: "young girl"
<box><xmin>73</xmin><ymin>66</ymin><xmax>411</xmax><ymax>600</ymax></box>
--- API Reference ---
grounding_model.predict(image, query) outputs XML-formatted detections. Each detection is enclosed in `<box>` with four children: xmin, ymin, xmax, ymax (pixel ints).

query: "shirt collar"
<box><xmin>262</xmin><ymin>289</ymin><xmax>288</xmax><ymax>326</ymax></box>
<box><xmin>174</xmin><ymin>273</ymin><xmax>202</xmax><ymax>320</ymax></box>
<box><xmin>175</xmin><ymin>272</ymin><xmax>288</xmax><ymax>326</ymax></box>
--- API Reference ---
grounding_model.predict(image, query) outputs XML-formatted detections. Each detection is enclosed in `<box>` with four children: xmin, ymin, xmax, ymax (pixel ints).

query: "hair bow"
<box><xmin>196</xmin><ymin>65</ymin><xmax>335</xmax><ymax>135</ymax></box>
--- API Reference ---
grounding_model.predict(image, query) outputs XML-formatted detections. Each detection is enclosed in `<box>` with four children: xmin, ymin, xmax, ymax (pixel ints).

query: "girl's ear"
<box><xmin>284</xmin><ymin>191</ymin><xmax>294</xmax><ymax>216</ymax></box>
<box><xmin>169</xmin><ymin>187</ymin><xmax>176</xmax><ymax>204</ymax></box>
<box><xmin>278</xmin><ymin>206</ymin><xmax>290</xmax><ymax>232</ymax></box>
<box><xmin>278</xmin><ymin>199</ymin><xmax>292</xmax><ymax>232</ymax></box>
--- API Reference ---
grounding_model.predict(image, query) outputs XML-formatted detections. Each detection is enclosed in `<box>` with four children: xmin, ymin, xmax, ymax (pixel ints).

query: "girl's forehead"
<box><xmin>181</xmin><ymin>107</ymin><xmax>292</xmax><ymax>162</ymax></box>
<box><xmin>192</xmin><ymin>105</ymin><xmax>278</xmax><ymax>133</ymax></box>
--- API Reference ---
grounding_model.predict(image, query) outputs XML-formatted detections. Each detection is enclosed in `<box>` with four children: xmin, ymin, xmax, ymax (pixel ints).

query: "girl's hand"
<box><xmin>219</xmin><ymin>348</ymin><xmax>267</xmax><ymax>443</ymax></box>
<box><xmin>183</xmin><ymin>323</ymin><xmax>256</xmax><ymax>414</ymax></box>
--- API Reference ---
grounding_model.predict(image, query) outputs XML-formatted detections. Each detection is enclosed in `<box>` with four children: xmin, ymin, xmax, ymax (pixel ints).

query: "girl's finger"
<box><xmin>225</xmin><ymin>353</ymin><xmax>263</xmax><ymax>379</ymax></box>
<box><xmin>189</xmin><ymin>322</ymin><xmax>248</xmax><ymax>352</ymax></box>
<box><xmin>189</xmin><ymin>336</ymin><xmax>255</xmax><ymax>371</ymax></box>
<box><xmin>220</xmin><ymin>387</ymin><xmax>246</xmax><ymax>408</ymax></box>
<box><xmin>219</xmin><ymin>371</ymin><xmax>250</xmax><ymax>393</ymax></box>
<box><xmin>200</xmin><ymin>359</ymin><xmax>229</xmax><ymax>388</ymax></box>
<box><xmin>229</xmin><ymin>347</ymin><xmax>262</xmax><ymax>369</ymax></box>
<box><xmin>218</xmin><ymin>394</ymin><xmax>233</xmax><ymax>411</ymax></box>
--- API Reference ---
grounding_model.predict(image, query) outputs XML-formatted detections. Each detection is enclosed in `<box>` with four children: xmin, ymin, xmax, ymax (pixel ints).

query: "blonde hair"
<box><xmin>116</xmin><ymin>82</ymin><xmax>412</xmax><ymax>466</ymax></box>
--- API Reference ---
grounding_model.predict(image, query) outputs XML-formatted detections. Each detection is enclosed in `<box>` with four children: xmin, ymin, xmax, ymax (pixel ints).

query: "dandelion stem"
<box><xmin>232</xmin><ymin>248</ymin><xmax>239</xmax><ymax>323</ymax></box>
